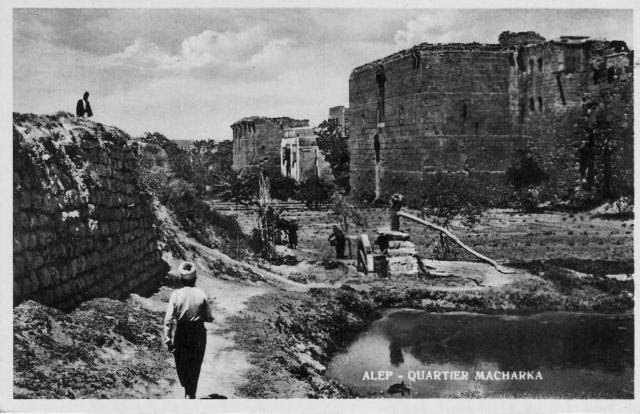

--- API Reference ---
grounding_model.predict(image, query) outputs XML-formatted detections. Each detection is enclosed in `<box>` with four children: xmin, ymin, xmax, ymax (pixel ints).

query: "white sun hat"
<box><xmin>178</xmin><ymin>261</ymin><xmax>197</xmax><ymax>281</ymax></box>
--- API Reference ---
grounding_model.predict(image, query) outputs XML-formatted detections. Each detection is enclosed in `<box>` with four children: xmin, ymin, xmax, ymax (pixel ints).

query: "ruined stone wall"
<box><xmin>349</xmin><ymin>47</ymin><xmax>519</xmax><ymax>203</ymax></box>
<box><xmin>510</xmin><ymin>41</ymin><xmax>633</xmax><ymax>197</ymax></box>
<box><xmin>13</xmin><ymin>113</ymin><xmax>168</xmax><ymax>310</ymax></box>
<box><xmin>232</xmin><ymin>117</ymin><xmax>308</xmax><ymax>174</ymax></box>
<box><xmin>348</xmin><ymin>36</ymin><xmax>633</xmax><ymax>203</ymax></box>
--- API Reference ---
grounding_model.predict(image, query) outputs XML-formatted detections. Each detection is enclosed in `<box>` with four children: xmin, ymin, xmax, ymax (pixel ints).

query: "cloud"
<box><xmin>101</xmin><ymin>27</ymin><xmax>298</xmax><ymax>82</ymax></box>
<box><xmin>393</xmin><ymin>11</ymin><xmax>499</xmax><ymax>48</ymax></box>
<box><xmin>108</xmin><ymin>39</ymin><xmax>172</xmax><ymax>69</ymax></box>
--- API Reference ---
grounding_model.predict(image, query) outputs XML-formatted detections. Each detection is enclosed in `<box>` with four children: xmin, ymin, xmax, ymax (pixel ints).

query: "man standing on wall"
<box><xmin>76</xmin><ymin>91</ymin><xmax>93</xmax><ymax>117</ymax></box>
<box><xmin>164</xmin><ymin>262</ymin><xmax>214</xmax><ymax>399</ymax></box>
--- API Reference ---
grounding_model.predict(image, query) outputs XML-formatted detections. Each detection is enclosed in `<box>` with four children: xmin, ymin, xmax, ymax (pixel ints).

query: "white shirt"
<box><xmin>163</xmin><ymin>286</ymin><xmax>213</xmax><ymax>345</ymax></box>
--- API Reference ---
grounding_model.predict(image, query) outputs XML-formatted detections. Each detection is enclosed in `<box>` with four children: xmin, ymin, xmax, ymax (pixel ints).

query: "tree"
<box><xmin>505</xmin><ymin>149</ymin><xmax>549</xmax><ymax>190</ymax></box>
<box><xmin>505</xmin><ymin>149</ymin><xmax>549</xmax><ymax>212</ymax></box>
<box><xmin>577</xmin><ymin>76</ymin><xmax>633</xmax><ymax>202</ymax></box>
<box><xmin>315</xmin><ymin>120</ymin><xmax>350</xmax><ymax>193</ymax></box>
<box><xmin>296</xmin><ymin>176</ymin><xmax>335</xmax><ymax>210</ymax></box>
<box><xmin>212</xmin><ymin>169</ymin><xmax>260</xmax><ymax>206</ymax></box>
<box><xmin>329</xmin><ymin>191</ymin><xmax>368</xmax><ymax>233</ymax></box>
<box><xmin>420</xmin><ymin>172</ymin><xmax>489</xmax><ymax>260</ymax></box>
<box><xmin>269</xmin><ymin>176</ymin><xmax>299</xmax><ymax>201</ymax></box>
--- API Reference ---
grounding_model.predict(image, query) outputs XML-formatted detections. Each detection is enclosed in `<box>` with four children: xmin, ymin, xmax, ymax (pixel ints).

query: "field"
<box><xmin>220</xmin><ymin>203</ymin><xmax>633</xmax><ymax>268</ymax></box>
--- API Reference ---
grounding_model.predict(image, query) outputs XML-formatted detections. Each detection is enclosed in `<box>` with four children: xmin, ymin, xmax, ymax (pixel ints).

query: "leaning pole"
<box><xmin>397</xmin><ymin>211</ymin><xmax>515</xmax><ymax>274</ymax></box>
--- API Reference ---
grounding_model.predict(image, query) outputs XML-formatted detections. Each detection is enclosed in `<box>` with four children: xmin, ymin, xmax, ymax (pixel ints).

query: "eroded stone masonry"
<box><xmin>348</xmin><ymin>31</ymin><xmax>633</xmax><ymax>203</ymax></box>
<box><xmin>13</xmin><ymin>113</ymin><xmax>168</xmax><ymax>309</ymax></box>
<box><xmin>232</xmin><ymin>116</ymin><xmax>309</xmax><ymax>174</ymax></box>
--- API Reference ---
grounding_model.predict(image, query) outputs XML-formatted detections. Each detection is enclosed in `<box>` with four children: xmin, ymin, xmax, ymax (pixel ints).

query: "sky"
<box><xmin>13</xmin><ymin>8</ymin><xmax>633</xmax><ymax>141</ymax></box>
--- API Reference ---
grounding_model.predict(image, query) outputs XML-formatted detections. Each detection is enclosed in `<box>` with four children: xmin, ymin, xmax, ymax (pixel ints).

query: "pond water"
<box><xmin>327</xmin><ymin>310</ymin><xmax>633</xmax><ymax>398</ymax></box>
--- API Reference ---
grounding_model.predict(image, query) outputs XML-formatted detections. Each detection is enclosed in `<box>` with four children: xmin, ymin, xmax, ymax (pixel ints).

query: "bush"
<box><xmin>316</xmin><ymin>120</ymin><xmax>350</xmax><ymax>193</ymax></box>
<box><xmin>329</xmin><ymin>192</ymin><xmax>368</xmax><ymax>233</ymax></box>
<box><xmin>296</xmin><ymin>176</ymin><xmax>335</xmax><ymax>209</ymax></box>
<box><xmin>505</xmin><ymin>149</ymin><xmax>549</xmax><ymax>190</ymax></box>
<box><xmin>160</xmin><ymin>178</ymin><xmax>246</xmax><ymax>257</ymax></box>
<box><xmin>420</xmin><ymin>171</ymin><xmax>488</xmax><ymax>228</ymax></box>
<box><xmin>419</xmin><ymin>171</ymin><xmax>489</xmax><ymax>260</ymax></box>
<box><xmin>505</xmin><ymin>150</ymin><xmax>550</xmax><ymax>212</ymax></box>
<box><xmin>214</xmin><ymin>169</ymin><xmax>260</xmax><ymax>206</ymax></box>
<box><xmin>269</xmin><ymin>176</ymin><xmax>299</xmax><ymax>201</ymax></box>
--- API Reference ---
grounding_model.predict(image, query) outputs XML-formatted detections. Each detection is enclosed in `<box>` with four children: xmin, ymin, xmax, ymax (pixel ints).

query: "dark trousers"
<box><xmin>335</xmin><ymin>239</ymin><xmax>346</xmax><ymax>259</ymax></box>
<box><xmin>173</xmin><ymin>321</ymin><xmax>207</xmax><ymax>398</ymax></box>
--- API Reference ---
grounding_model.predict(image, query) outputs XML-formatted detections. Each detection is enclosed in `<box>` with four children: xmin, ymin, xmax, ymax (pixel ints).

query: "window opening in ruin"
<box><xmin>537</xmin><ymin>57</ymin><xmax>543</xmax><ymax>71</ymax></box>
<box><xmin>564</xmin><ymin>49</ymin><xmax>579</xmax><ymax>72</ymax></box>
<box><xmin>538</xmin><ymin>96</ymin><xmax>543</xmax><ymax>112</ymax></box>
<box><xmin>375</xmin><ymin>66</ymin><xmax>386</xmax><ymax>123</ymax></box>
<box><xmin>508</xmin><ymin>53</ymin><xmax>515</xmax><ymax>67</ymax></box>
<box><xmin>516</xmin><ymin>47</ymin><xmax>526</xmax><ymax>71</ymax></box>
<box><xmin>607</xmin><ymin>67</ymin><xmax>616</xmax><ymax>83</ymax></box>
<box><xmin>373</xmin><ymin>133</ymin><xmax>382</xmax><ymax>200</ymax></box>
<box><xmin>373</xmin><ymin>133</ymin><xmax>380</xmax><ymax>163</ymax></box>
<box><xmin>529</xmin><ymin>59</ymin><xmax>535</xmax><ymax>73</ymax></box>
<box><xmin>529</xmin><ymin>97</ymin><xmax>535</xmax><ymax>112</ymax></box>
<box><xmin>555</xmin><ymin>74</ymin><xmax>566</xmax><ymax>105</ymax></box>
<box><xmin>411</xmin><ymin>51</ymin><xmax>421</xmax><ymax>69</ymax></box>
<box><xmin>593</xmin><ymin>68</ymin><xmax>600</xmax><ymax>84</ymax></box>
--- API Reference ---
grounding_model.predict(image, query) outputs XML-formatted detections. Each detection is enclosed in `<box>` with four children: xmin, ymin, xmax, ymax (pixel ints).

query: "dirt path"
<box><xmin>166</xmin><ymin>276</ymin><xmax>270</xmax><ymax>399</ymax></box>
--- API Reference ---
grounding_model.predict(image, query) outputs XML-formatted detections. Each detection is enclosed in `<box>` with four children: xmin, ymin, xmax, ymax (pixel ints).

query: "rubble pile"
<box><xmin>13</xmin><ymin>298</ymin><xmax>173</xmax><ymax>399</ymax></box>
<box><xmin>13</xmin><ymin>112</ymin><xmax>168</xmax><ymax>309</ymax></box>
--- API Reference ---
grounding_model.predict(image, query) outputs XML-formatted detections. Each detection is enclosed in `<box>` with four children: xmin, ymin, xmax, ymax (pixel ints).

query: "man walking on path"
<box><xmin>76</xmin><ymin>91</ymin><xmax>93</xmax><ymax>117</ymax></box>
<box><xmin>164</xmin><ymin>262</ymin><xmax>214</xmax><ymax>399</ymax></box>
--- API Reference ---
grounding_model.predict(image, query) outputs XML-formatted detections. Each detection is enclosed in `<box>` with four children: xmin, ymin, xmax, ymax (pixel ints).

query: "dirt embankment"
<box><xmin>230</xmin><ymin>286</ymin><xmax>378</xmax><ymax>398</ymax></box>
<box><xmin>229</xmin><ymin>263</ymin><xmax>632</xmax><ymax>398</ymax></box>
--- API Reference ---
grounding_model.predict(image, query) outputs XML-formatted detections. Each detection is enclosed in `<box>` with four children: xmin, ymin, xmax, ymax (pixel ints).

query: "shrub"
<box><xmin>269</xmin><ymin>176</ymin><xmax>298</xmax><ymax>201</ymax></box>
<box><xmin>576</xmin><ymin>77</ymin><xmax>633</xmax><ymax>203</ymax></box>
<box><xmin>505</xmin><ymin>149</ymin><xmax>549</xmax><ymax>191</ymax></box>
<box><xmin>160</xmin><ymin>178</ymin><xmax>246</xmax><ymax>257</ymax></box>
<box><xmin>419</xmin><ymin>171</ymin><xmax>489</xmax><ymax>260</ymax></box>
<box><xmin>316</xmin><ymin>120</ymin><xmax>350</xmax><ymax>193</ymax></box>
<box><xmin>329</xmin><ymin>191</ymin><xmax>368</xmax><ymax>233</ymax></box>
<box><xmin>213</xmin><ymin>169</ymin><xmax>260</xmax><ymax>206</ymax></box>
<box><xmin>296</xmin><ymin>176</ymin><xmax>335</xmax><ymax>209</ymax></box>
<box><xmin>505</xmin><ymin>150</ymin><xmax>550</xmax><ymax>212</ymax></box>
<box><xmin>420</xmin><ymin>171</ymin><xmax>488</xmax><ymax>228</ymax></box>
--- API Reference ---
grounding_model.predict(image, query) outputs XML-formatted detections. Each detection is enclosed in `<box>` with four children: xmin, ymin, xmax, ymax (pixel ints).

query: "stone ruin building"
<box><xmin>348</xmin><ymin>31</ymin><xmax>633</xmax><ymax>203</ymax></box>
<box><xmin>280</xmin><ymin>127</ymin><xmax>333</xmax><ymax>182</ymax></box>
<box><xmin>232</xmin><ymin>107</ymin><xmax>344</xmax><ymax>182</ymax></box>
<box><xmin>231</xmin><ymin>116</ymin><xmax>308</xmax><ymax>175</ymax></box>
<box><xmin>328</xmin><ymin>105</ymin><xmax>349</xmax><ymax>136</ymax></box>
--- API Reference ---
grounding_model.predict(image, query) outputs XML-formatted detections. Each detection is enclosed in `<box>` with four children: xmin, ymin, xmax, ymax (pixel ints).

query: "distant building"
<box><xmin>328</xmin><ymin>105</ymin><xmax>348</xmax><ymax>136</ymax></box>
<box><xmin>231</xmin><ymin>116</ymin><xmax>308</xmax><ymax>173</ymax></box>
<box><xmin>280</xmin><ymin>127</ymin><xmax>332</xmax><ymax>182</ymax></box>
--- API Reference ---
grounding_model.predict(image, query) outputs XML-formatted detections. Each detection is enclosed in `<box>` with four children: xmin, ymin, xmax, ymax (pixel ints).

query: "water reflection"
<box><xmin>327</xmin><ymin>311</ymin><xmax>633</xmax><ymax>398</ymax></box>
